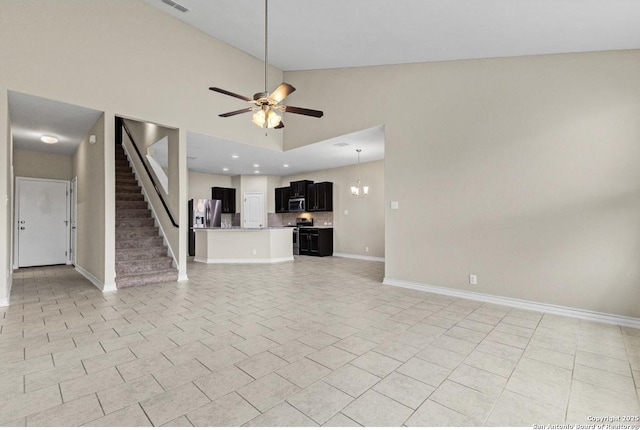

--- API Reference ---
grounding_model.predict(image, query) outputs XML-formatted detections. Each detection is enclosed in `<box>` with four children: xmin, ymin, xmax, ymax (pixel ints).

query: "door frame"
<box><xmin>70</xmin><ymin>176</ymin><xmax>77</xmax><ymax>266</ymax></box>
<box><xmin>14</xmin><ymin>177</ymin><xmax>71</xmax><ymax>269</ymax></box>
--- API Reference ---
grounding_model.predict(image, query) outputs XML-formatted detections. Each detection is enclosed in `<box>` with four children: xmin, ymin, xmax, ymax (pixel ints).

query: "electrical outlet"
<box><xmin>344</xmin><ymin>209</ymin><xmax>349</xmax><ymax>215</ymax></box>
<box><xmin>252</xmin><ymin>249</ymin><xmax>257</xmax><ymax>255</ymax></box>
<box><xmin>469</xmin><ymin>274</ymin><xmax>477</xmax><ymax>285</ymax></box>
<box><xmin>365</xmin><ymin>246</ymin><xmax>369</xmax><ymax>253</ymax></box>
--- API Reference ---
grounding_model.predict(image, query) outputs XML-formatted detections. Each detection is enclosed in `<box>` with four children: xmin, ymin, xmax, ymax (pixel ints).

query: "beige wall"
<box><xmin>72</xmin><ymin>114</ymin><xmax>106</xmax><ymax>286</ymax></box>
<box><xmin>284</xmin><ymin>50</ymin><xmax>640</xmax><ymax>318</ymax></box>
<box><xmin>0</xmin><ymin>0</ymin><xmax>283</xmax><ymax>151</ymax></box>
<box><xmin>282</xmin><ymin>160</ymin><xmax>385</xmax><ymax>258</ymax></box>
<box><xmin>13</xmin><ymin>149</ymin><xmax>73</xmax><ymax>180</ymax></box>
<box><xmin>188</xmin><ymin>171</ymin><xmax>232</xmax><ymax>201</ymax></box>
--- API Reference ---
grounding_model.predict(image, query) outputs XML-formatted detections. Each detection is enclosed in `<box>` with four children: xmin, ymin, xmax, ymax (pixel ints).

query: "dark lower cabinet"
<box><xmin>298</xmin><ymin>228</ymin><xmax>333</xmax><ymax>257</ymax></box>
<box><xmin>212</xmin><ymin>187</ymin><xmax>236</xmax><ymax>213</ymax></box>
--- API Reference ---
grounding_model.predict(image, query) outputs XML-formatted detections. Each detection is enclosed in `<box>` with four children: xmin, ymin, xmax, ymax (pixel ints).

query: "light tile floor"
<box><xmin>1</xmin><ymin>257</ymin><xmax>640</xmax><ymax>427</ymax></box>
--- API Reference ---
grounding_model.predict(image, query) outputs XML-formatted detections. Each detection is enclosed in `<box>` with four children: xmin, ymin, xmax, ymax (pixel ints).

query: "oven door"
<box><xmin>288</xmin><ymin>198</ymin><xmax>305</xmax><ymax>212</ymax></box>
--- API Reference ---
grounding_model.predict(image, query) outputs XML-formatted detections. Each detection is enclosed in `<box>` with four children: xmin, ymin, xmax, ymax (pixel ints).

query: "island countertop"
<box><xmin>194</xmin><ymin>228</ymin><xmax>293</xmax><ymax>264</ymax></box>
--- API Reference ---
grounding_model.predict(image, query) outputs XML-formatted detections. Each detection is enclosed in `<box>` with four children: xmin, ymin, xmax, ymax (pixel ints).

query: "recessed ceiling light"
<box><xmin>40</xmin><ymin>135</ymin><xmax>58</xmax><ymax>144</ymax></box>
<box><xmin>253</xmin><ymin>164</ymin><xmax>259</xmax><ymax>168</ymax></box>
<box><xmin>254</xmin><ymin>170</ymin><xmax>260</xmax><ymax>174</ymax></box>
<box><xmin>231</xmin><ymin>154</ymin><xmax>239</xmax><ymax>159</ymax></box>
<box><xmin>222</xmin><ymin>167</ymin><xmax>229</xmax><ymax>171</ymax></box>
<box><xmin>283</xmin><ymin>164</ymin><xmax>289</xmax><ymax>168</ymax></box>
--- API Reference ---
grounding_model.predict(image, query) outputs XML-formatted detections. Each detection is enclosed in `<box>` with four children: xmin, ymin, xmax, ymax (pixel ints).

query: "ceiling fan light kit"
<box><xmin>208</xmin><ymin>0</ymin><xmax>323</xmax><ymax>129</ymax></box>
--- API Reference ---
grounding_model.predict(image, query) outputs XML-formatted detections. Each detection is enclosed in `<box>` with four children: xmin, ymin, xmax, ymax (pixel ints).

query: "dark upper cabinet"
<box><xmin>298</xmin><ymin>228</ymin><xmax>333</xmax><ymax>257</ymax></box>
<box><xmin>289</xmin><ymin>180</ymin><xmax>313</xmax><ymax>198</ymax></box>
<box><xmin>307</xmin><ymin>182</ymin><xmax>333</xmax><ymax>212</ymax></box>
<box><xmin>275</xmin><ymin>186</ymin><xmax>290</xmax><ymax>213</ymax></box>
<box><xmin>211</xmin><ymin>187</ymin><xmax>236</xmax><ymax>214</ymax></box>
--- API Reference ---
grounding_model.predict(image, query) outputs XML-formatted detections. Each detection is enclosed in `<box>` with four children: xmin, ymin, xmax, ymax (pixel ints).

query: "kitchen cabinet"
<box><xmin>307</xmin><ymin>182</ymin><xmax>333</xmax><ymax>212</ymax></box>
<box><xmin>274</xmin><ymin>186</ymin><xmax>290</xmax><ymax>213</ymax></box>
<box><xmin>211</xmin><ymin>187</ymin><xmax>236</xmax><ymax>214</ymax></box>
<box><xmin>289</xmin><ymin>180</ymin><xmax>313</xmax><ymax>198</ymax></box>
<box><xmin>298</xmin><ymin>228</ymin><xmax>333</xmax><ymax>257</ymax></box>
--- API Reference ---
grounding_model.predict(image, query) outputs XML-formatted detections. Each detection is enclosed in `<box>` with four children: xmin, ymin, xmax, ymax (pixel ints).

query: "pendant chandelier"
<box><xmin>351</xmin><ymin>149</ymin><xmax>369</xmax><ymax>198</ymax></box>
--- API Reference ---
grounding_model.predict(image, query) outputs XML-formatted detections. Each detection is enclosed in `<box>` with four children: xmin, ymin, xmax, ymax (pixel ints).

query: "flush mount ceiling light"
<box><xmin>231</xmin><ymin>154</ymin><xmax>239</xmax><ymax>159</ymax></box>
<box><xmin>40</xmin><ymin>135</ymin><xmax>58</xmax><ymax>144</ymax></box>
<box><xmin>208</xmin><ymin>0</ymin><xmax>323</xmax><ymax>129</ymax></box>
<box><xmin>351</xmin><ymin>149</ymin><xmax>369</xmax><ymax>198</ymax></box>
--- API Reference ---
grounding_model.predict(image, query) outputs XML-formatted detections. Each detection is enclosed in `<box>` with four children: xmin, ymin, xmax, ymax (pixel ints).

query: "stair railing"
<box><xmin>117</xmin><ymin>117</ymin><xmax>179</xmax><ymax>228</ymax></box>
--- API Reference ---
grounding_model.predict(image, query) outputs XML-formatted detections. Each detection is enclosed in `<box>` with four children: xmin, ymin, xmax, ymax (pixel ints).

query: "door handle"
<box><xmin>20</xmin><ymin>227</ymin><xmax>25</xmax><ymax>230</ymax></box>
<box><xmin>19</xmin><ymin>220</ymin><xmax>25</xmax><ymax>224</ymax></box>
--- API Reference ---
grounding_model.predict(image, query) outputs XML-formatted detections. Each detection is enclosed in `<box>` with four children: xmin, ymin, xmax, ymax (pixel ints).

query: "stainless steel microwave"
<box><xmin>288</xmin><ymin>197</ymin><xmax>306</xmax><ymax>212</ymax></box>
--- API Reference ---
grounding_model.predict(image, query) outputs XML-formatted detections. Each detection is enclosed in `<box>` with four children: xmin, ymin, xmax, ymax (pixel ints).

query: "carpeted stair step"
<box><xmin>116</xmin><ymin>246</ymin><xmax>167</xmax><ymax>260</ymax></box>
<box><xmin>115</xmin><ymin>193</ymin><xmax>144</xmax><ymax>201</ymax></box>
<box><xmin>116</xmin><ymin>208</ymin><xmax>150</xmax><ymax>219</ymax></box>
<box><xmin>115</xmin><ymin>268</ymin><xmax>178</xmax><ymax>289</ymax></box>
<box><xmin>116</xmin><ymin>217</ymin><xmax>154</xmax><ymax>228</ymax></box>
<box><xmin>116</xmin><ymin>236</ymin><xmax>164</xmax><ymax>249</ymax></box>
<box><xmin>116</xmin><ymin>256</ymin><xmax>174</xmax><ymax>274</ymax></box>
<box><xmin>116</xmin><ymin>176</ymin><xmax>138</xmax><ymax>184</ymax></box>
<box><xmin>116</xmin><ymin>200</ymin><xmax>148</xmax><ymax>210</ymax></box>
<box><xmin>116</xmin><ymin>184</ymin><xmax>142</xmax><ymax>194</ymax></box>
<box><xmin>116</xmin><ymin>227</ymin><xmax>159</xmax><ymax>239</ymax></box>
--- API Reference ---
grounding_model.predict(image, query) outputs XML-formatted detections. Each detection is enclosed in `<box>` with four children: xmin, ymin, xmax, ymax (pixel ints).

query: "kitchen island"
<box><xmin>194</xmin><ymin>228</ymin><xmax>294</xmax><ymax>264</ymax></box>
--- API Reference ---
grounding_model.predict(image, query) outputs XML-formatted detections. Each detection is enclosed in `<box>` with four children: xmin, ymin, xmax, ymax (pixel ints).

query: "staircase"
<box><xmin>115</xmin><ymin>144</ymin><xmax>178</xmax><ymax>288</ymax></box>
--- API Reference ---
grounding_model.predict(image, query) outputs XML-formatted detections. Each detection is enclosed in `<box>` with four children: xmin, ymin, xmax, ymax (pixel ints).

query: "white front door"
<box><xmin>16</xmin><ymin>178</ymin><xmax>70</xmax><ymax>267</ymax></box>
<box><xmin>243</xmin><ymin>192</ymin><xmax>264</xmax><ymax>229</ymax></box>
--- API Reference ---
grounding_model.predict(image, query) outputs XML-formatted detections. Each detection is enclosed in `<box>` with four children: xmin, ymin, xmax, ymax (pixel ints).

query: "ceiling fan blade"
<box><xmin>269</xmin><ymin>83</ymin><xmax>296</xmax><ymax>103</ymax></box>
<box><xmin>219</xmin><ymin>107</ymin><xmax>253</xmax><ymax>117</ymax></box>
<box><xmin>274</xmin><ymin>121</ymin><xmax>285</xmax><ymax>129</ymax></box>
<box><xmin>209</xmin><ymin>87</ymin><xmax>253</xmax><ymax>102</ymax></box>
<box><xmin>283</xmin><ymin>105</ymin><xmax>324</xmax><ymax>118</ymax></box>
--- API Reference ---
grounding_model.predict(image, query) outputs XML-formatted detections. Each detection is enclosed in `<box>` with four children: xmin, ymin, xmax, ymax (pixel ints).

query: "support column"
<box><xmin>177</xmin><ymin>127</ymin><xmax>188</xmax><ymax>281</ymax></box>
<box><xmin>0</xmin><ymin>90</ymin><xmax>12</xmax><ymax>306</ymax></box>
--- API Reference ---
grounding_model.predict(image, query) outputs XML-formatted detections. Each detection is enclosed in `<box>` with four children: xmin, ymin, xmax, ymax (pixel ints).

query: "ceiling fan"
<box><xmin>208</xmin><ymin>0</ymin><xmax>323</xmax><ymax>130</ymax></box>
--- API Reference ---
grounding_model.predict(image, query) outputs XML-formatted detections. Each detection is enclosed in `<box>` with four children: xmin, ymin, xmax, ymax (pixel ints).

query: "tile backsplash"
<box><xmin>268</xmin><ymin>212</ymin><xmax>333</xmax><ymax>227</ymax></box>
<box><xmin>221</xmin><ymin>213</ymin><xmax>241</xmax><ymax>227</ymax></box>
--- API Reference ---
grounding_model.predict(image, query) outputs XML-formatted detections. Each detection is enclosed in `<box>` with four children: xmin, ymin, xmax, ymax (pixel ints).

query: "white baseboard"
<box><xmin>383</xmin><ymin>277</ymin><xmax>640</xmax><ymax>329</ymax></box>
<box><xmin>194</xmin><ymin>256</ymin><xmax>294</xmax><ymax>264</ymax></box>
<box><xmin>75</xmin><ymin>265</ymin><xmax>116</xmax><ymax>293</ymax></box>
<box><xmin>178</xmin><ymin>273</ymin><xmax>189</xmax><ymax>282</ymax></box>
<box><xmin>334</xmin><ymin>252</ymin><xmax>385</xmax><ymax>262</ymax></box>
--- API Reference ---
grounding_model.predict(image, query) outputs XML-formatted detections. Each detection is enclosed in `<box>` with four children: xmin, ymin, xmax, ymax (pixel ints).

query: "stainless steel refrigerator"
<box><xmin>188</xmin><ymin>199</ymin><xmax>222</xmax><ymax>256</ymax></box>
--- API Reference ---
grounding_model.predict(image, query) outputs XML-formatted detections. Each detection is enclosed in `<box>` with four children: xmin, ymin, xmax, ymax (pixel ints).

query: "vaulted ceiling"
<box><xmin>141</xmin><ymin>0</ymin><xmax>640</xmax><ymax>71</ymax></box>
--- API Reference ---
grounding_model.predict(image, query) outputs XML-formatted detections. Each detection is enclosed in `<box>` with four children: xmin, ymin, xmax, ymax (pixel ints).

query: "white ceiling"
<box><xmin>141</xmin><ymin>0</ymin><xmax>640</xmax><ymax>71</ymax></box>
<box><xmin>174</xmin><ymin>125</ymin><xmax>385</xmax><ymax>176</ymax></box>
<box><xmin>9</xmin><ymin>92</ymin><xmax>102</xmax><ymax>156</ymax></box>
